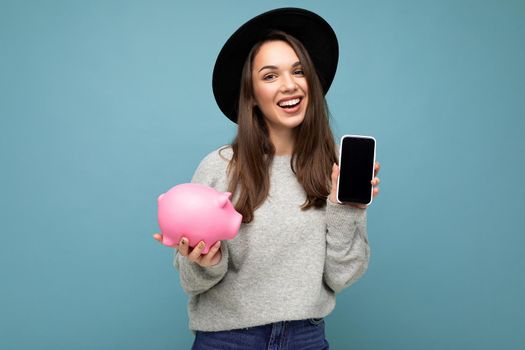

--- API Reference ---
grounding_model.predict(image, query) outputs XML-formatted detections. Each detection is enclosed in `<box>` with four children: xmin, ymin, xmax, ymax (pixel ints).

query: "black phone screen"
<box><xmin>338</xmin><ymin>136</ymin><xmax>376</xmax><ymax>204</ymax></box>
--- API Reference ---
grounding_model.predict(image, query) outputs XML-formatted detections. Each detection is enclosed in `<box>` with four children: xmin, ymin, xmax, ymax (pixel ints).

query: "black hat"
<box><xmin>212</xmin><ymin>7</ymin><xmax>339</xmax><ymax>123</ymax></box>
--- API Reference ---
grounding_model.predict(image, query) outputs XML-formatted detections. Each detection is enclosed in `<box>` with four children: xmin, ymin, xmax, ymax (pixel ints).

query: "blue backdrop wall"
<box><xmin>1</xmin><ymin>0</ymin><xmax>524</xmax><ymax>349</ymax></box>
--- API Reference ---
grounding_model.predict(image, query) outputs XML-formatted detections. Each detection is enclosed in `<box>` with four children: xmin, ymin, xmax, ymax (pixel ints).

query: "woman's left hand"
<box><xmin>328</xmin><ymin>161</ymin><xmax>381</xmax><ymax>208</ymax></box>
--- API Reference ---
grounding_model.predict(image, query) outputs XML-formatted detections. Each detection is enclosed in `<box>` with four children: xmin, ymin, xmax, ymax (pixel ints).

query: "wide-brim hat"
<box><xmin>212</xmin><ymin>7</ymin><xmax>339</xmax><ymax>123</ymax></box>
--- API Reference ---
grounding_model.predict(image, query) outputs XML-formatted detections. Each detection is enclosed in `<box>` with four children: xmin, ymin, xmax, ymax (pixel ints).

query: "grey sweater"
<box><xmin>174</xmin><ymin>146</ymin><xmax>370</xmax><ymax>332</ymax></box>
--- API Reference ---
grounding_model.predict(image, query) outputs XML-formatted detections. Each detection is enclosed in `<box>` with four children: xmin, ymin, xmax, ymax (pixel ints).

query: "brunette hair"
<box><xmin>223</xmin><ymin>31</ymin><xmax>337</xmax><ymax>223</ymax></box>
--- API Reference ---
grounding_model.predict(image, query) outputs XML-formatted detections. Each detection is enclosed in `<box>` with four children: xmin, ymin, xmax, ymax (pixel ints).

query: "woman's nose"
<box><xmin>280</xmin><ymin>73</ymin><xmax>298</xmax><ymax>92</ymax></box>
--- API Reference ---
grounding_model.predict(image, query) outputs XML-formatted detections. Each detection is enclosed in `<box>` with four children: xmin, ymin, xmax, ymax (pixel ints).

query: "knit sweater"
<box><xmin>174</xmin><ymin>146</ymin><xmax>370</xmax><ymax>332</ymax></box>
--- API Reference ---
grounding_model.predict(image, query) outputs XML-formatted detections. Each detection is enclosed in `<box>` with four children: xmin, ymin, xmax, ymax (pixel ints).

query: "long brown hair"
<box><xmin>223</xmin><ymin>31</ymin><xmax>337</xmax><ymax>223</ymax></box>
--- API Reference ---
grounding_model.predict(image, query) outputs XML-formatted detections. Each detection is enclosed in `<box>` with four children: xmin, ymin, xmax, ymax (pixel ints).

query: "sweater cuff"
<box><xmin>325</xmin><ymin>199</ymin><xmax>367</xmax><ymax>243</ymax></box>
<box><xmin>175</xmin><ymin>243</ymin><xmax>229</xmax><ymax>279</ymax></box>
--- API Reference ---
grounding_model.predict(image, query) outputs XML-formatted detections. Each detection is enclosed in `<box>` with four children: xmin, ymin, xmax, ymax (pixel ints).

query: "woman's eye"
<box><xmin>293</xmin><ymin>69</ymin><xmax>304</xmax><ymax>76</ymax></box>
<box><xmin>263</xmin><ymin>74</ymin><xmax>277</xmax><ymax>81</ymax></box>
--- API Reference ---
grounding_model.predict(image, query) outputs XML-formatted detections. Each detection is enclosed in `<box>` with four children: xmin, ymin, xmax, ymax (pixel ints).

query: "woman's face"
<box><xmin>251</xmin><ymin>40</ymin><xmax>309</xmax><ymax>134</ymax></box>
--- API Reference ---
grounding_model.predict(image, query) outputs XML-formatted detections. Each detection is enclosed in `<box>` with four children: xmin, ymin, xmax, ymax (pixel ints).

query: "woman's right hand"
<box><xmin>153</xmin><ymin>233</ymin><xmax>223</xmax><ymax>267</ymax></box>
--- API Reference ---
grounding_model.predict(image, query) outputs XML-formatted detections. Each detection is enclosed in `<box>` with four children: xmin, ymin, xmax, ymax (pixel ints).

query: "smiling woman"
<box><xmin>227</xmin><ymin>29</ymin><xmax>349</xmax><ymax>225</ymax></box>
<box><xmin>153</xmin><ymin>7</ymin><xmax>381</xmax><ymax>349</ymax></box>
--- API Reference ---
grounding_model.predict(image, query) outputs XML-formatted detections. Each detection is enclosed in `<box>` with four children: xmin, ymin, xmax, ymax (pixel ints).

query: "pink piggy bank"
<box><xmin>157</xmin><ymin>183</ymin><xmax>242</xmax><ymax>254</ymax></box>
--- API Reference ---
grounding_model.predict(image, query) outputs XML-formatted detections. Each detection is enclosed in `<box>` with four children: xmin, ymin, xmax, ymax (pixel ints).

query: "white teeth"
<box><xmin>278</xmin><ymin>98</ymin><xmax>300</xmax><ymax>107</ymax></box>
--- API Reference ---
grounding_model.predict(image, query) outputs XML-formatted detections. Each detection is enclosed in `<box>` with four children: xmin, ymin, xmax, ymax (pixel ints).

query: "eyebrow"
<box><xmin>258</xmin><ymin>61</ymin><xmax>302</xmax><ymax>73</ymax></box>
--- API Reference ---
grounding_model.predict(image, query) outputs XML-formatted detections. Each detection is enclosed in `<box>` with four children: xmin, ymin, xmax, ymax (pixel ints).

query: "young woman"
<box><xmin>154</xmin><ymin>8</ymin><xmax>381</xmax><ymax>349</ymax></box>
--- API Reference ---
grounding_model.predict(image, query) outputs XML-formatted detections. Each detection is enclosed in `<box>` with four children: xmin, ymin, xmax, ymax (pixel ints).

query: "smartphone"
<box><xmin>337</xmin><ymin>135</ymin><xmax>376</xmax><ymax>205</ymax></box>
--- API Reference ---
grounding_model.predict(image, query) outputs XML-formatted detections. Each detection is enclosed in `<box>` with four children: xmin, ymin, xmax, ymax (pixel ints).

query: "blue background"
<box><xmin>1</xmin><ymin>0</ymin><xmax>524</xmax><ymax>349</ymax></box>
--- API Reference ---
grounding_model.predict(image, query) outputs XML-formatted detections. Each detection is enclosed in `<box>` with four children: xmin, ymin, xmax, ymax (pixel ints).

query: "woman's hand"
<box><xmin>328</xmin><ymin>161</ymin><xmax>381</xmax><ymax>208</ymax></box>
<box><xmin>153</xmin><ymin>234</ymin><xmax>223</xmax><ymax>267</ymax></box>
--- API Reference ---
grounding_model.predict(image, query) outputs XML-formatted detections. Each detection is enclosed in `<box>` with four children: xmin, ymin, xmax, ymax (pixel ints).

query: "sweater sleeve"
<box><xmin>172</xmin><ymin>150</ymin><xmax>230</xmax><ymax>296</ymax></box>
<box><xmin>323</xmin><ymin>199</ymin><xmax>370</xmax><ymax>294</ymax></box>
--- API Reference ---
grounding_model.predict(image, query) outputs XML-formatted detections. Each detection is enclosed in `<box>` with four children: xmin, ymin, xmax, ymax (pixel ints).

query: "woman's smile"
<box><xmin>277</xmin><ymin>96</ymin><xmax>304</xmax><ymax>113</ymax></box>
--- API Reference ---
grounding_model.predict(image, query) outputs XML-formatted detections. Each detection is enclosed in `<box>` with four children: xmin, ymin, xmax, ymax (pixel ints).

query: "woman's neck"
<box><xmin>269</xmin><ymin>128</ymin><xmax>295</xmax><ymax>156</ymax></box>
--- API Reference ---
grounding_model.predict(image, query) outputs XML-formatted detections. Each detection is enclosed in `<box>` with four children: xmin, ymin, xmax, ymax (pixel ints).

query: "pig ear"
<box><xmin>218</xmin><ymin>192</ymin><xmax>232</xmax><ymax>208</ymax></box>
<box><xmin>157</xmin><ymin>193</ymin><xmax>165</xmax><ymax>203</ymax></box>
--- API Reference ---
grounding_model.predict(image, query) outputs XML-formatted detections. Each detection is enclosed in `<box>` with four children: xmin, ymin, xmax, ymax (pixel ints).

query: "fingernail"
<box><xmin>199</xmin><ymin>241</ymin><xmax>205</xmax><ymax>249</ymax></box>
<box><xmin>180</xmin><ymin>238</ymin><xmax>186</xmax><ymax>245</ymax></box>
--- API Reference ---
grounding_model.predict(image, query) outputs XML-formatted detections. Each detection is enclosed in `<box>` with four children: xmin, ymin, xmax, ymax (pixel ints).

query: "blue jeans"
<box><xmin>191</xmin><ymin>318</ymin><xmax>329</xmax><ymax>350</ymax></box>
